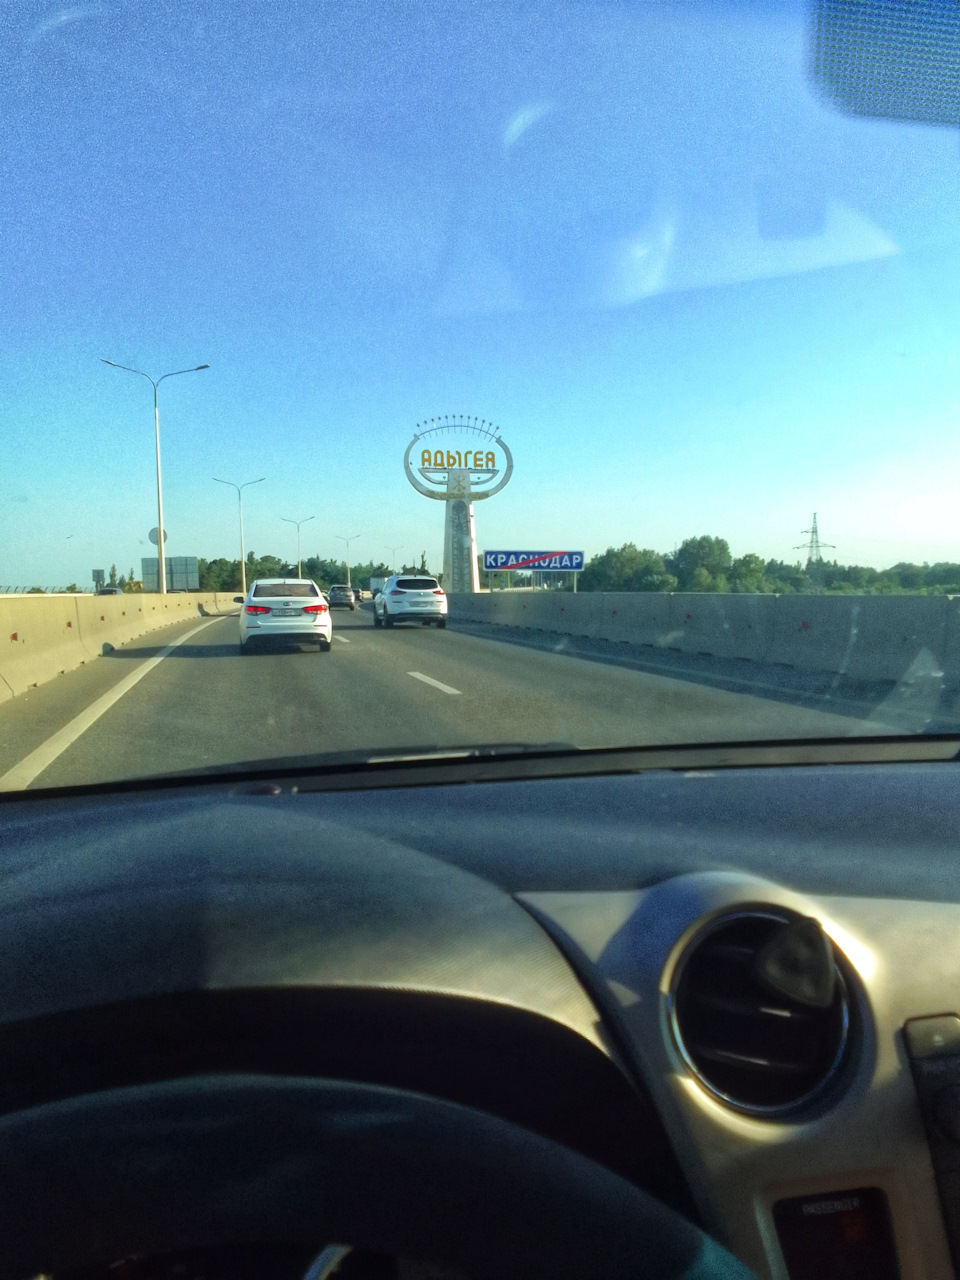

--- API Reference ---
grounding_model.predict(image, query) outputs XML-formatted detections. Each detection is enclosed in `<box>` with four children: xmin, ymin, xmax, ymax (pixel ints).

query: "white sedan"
<box><xmin>236</xmin><ymin>579</ymin><xmax>333</xmax><ymax>653</ymax></box>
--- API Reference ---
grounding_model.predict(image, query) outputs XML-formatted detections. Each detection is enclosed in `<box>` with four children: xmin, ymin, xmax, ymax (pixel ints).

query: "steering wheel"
<box><xmin>0</xmin><ymin>1075</ymin><xmax>755</xmax><ymax>1279</ymax></box>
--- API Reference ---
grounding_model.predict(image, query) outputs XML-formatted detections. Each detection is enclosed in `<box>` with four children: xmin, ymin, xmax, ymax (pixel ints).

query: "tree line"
<box><xmin>197</xmin><ymin>552</ymin><xmax>432</xmax><ymax>593</ymax></box>
<box><xmin>576</xmin><ymin>537</ymin><xmax>960</xmax><ymax>595</ymax></box>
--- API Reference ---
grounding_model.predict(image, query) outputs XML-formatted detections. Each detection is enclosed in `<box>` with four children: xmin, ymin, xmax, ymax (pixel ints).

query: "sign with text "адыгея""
<box><xmin>483</xmin><ymin>551</ymin><xmax>584</xmax><ymax>572</ymax></box>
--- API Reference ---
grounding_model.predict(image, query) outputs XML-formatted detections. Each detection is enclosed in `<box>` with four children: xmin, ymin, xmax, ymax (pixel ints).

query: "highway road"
<box><xmin>0</xmin><ymin>605</ymin><xmax>927</xmax><ymax>792</ymax></box>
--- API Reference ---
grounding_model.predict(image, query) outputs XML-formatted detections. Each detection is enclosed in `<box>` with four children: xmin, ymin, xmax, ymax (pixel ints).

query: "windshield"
<box><xmin>2</xmin><ymin>0</ymin><xmax>960</xmax><ymax>790</ymax></box>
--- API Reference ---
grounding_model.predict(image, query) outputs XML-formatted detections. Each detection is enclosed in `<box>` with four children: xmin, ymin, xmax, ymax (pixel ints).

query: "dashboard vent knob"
<box><xmin>754</xmin><ymin>917</ymin><xmax>836</xmax><ymax>1008</ymax></box>
<box><xmin>670</xmin><ymin>912</ymin><xmax>851</xmax><ymax>1115</ymax></box>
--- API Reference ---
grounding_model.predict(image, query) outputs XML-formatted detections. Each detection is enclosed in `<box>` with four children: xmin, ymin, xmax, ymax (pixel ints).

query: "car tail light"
<box><xmin>245</xmin><ymin>605</ymin><xmax>271</xmax><ymax>614</ymax></box>
<box><xmin>302</xmin><ymin>603</ymin><xmax>328</xmax><ymax>613</ymax></box>
<box><xmin>433</xmin><ymin>589</ymin><xmax>444</xmax><ymax>595</ymax></box>
<box><xmin>389</xmin><ymin>589</ymin><xmax>404</xmax><ymax>596</ymax></box>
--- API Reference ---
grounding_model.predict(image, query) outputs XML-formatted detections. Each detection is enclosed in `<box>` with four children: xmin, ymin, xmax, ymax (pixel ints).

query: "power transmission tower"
<box><xmin>794</xmin><ymin>513</ymin><xmax>835</xmax><ymax>567</ymax></box>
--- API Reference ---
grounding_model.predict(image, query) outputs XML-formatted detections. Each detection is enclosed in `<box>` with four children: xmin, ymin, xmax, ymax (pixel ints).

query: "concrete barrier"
<box><xmin>447</xmin><ymin>591</ymin><xmax>960</xmax><ymax>687</ymax></box>
<box><xmin>665</xmin><ymin>594</ymin><xmax>775</xmax><ymax>662</ymax></box>
<box><xmin>0</xmin><ymin>593</ymin><xmax>238</xmax><ymax>701</ymax></box>
<box><xmin>939</xmin><ymin>598</ymin><xmax>960</xmax><ymax>689</ymax></box>
<box><xmin>75</xmin><ymin>597</ymin><xmax>129</xmax><ymax>659</ymax></box>
<box><xmin>0</xmin><ymin>595</ymin><xmax>85</xmax><ymax>700</ymax></box>
<box><xmin>603</xmin><ymin>593</ymin><xmax>673</xmax><ymax>648</ymax></box>
<box><xmin>766</xmin><ymin>595</ymin><xmax>952</xmax><ymax>683</ymax></box>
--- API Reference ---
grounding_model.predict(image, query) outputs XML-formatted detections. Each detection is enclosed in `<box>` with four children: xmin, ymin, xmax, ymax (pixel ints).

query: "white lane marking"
<box><xmin>407</xmin><ymin>671</ymin><xmax>461</xmax><ymax>696</ymax></box>
<box><xmin>0</xmin><ymin>618</ymin><xmax>219</xmax><ymax>792</ymax></box>
<box><xmin>334</xmin><ymin>635</ymin><xmax>350</xmax><ymax>644</ymax></box>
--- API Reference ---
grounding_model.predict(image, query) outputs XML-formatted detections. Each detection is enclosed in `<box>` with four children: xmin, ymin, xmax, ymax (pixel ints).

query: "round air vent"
<box><xmin>670</xmin><ymin>911</ymin><xmax>851</xmax><ymax>1115</ymax></box>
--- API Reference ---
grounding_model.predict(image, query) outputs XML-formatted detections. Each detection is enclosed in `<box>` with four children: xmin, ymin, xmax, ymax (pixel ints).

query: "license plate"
<box><xmin>272</xmin><ymin>608</ymin><xmax>301</xmax><ymax>617</ymax></box>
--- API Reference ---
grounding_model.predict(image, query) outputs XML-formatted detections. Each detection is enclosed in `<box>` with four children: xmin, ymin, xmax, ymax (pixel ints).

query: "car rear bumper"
<box><xmin>240</xmin><ymin>621</ymin><xmax>332</xmax><ymax>642</ymax></box>
<box><xmin>383</xmin><ymin>605</ymin><xmax>447</xmax><ymax>619</ymax></box>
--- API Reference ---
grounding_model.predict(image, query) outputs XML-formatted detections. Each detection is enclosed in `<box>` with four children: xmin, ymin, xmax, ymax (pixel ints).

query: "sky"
<box><xmin>2</xmin><ymin>0</ymin><xmax>960</xmax><ymax>586</ymax></box>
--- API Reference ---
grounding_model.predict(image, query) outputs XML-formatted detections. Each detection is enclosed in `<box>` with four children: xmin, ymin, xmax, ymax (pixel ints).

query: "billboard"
<box><xmin>141</xmin><ymin>557</ymin><xmax>200</xmax><ymax>591</ymax></box>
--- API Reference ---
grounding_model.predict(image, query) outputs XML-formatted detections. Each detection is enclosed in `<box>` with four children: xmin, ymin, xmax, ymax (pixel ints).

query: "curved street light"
<box><xmin>384</xmin><ymin>545</ymin><xmax>405</xmax><ymax>572</ymax></box>
<box><xmin>213</xmin><ymin>477</ymin><xmax>265</xmax><ymax>596</ymax></box>
<box><xmin>101</xmin><ymin>360</ymin><xmax>209</xmax><ymax>595</ymax></box>
<box><xmin>282</xmin><ymin>515</ymin><xmax>315</xmax><ymax>578</ymax></box>
<box><xmin>335</xmin><ymin>533</ymin><xmax>361</xmax><ymax>588</ymax></box>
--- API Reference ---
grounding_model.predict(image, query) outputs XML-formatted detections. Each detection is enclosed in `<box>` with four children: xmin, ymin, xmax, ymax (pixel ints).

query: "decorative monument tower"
<box><xmin>403</xmin><ymin>417</ymin><xmax>513</xmax><ymax>593</ymax></box>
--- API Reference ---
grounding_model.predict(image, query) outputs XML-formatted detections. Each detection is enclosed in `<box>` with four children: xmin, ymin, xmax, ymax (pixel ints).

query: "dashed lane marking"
<box><xmin>407</xmin><ymin>671</ymin><xmax>461</xmax><ymax>696</ymax></box>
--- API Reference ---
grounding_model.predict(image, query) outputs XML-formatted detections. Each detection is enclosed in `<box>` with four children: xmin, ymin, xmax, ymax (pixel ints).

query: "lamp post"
<box><xmin>384</xmin><ymin>545</ymin><xmax>404</xmax><ymax>572</ymax></box>
<box><xmin>101</xmin><ymin>360</ymin><xmax>209</xmax><ymax>595</ymax></box>
<box><xmin>213</xmin><ymin>477</ymin><xmax>265</xmax><ymax>596</ymax></box>
<box><xmin>282</xmin><ymin>515</ymin><xmax>315</xmax><ymax>578</ymax></box>
<box><xmin>335</xmin><ymin>533</ymin><xmax>361</xmax><ymax>588</ymax></box>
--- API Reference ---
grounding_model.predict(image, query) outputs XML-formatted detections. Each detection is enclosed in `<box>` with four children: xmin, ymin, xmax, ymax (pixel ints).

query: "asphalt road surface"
<box><xmin>0</xmin><ymin>605</ymin><xmax>932</xmax><ymax>791</ymax></box>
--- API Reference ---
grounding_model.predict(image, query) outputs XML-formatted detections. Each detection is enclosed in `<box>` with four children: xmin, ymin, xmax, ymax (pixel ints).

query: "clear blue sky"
<box><xmin>2</xmin><ymin>0</ymin><xmax>960</xmax><ymax>586</ymax></box>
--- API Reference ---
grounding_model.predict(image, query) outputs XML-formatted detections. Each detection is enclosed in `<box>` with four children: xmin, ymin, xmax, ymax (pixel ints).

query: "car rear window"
<box><xmin>252</xmin><ymin>583</ymin><xmax>318</xmax><ymax>598</ymax></box>
<box><xmin>396</xmin><ymin>578</ymin><xmax>439</xmax><ymax>590</ymax></box>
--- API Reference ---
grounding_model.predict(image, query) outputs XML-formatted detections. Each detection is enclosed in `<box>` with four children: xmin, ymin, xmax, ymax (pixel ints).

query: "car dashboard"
<box><xmin>1</xmin><ymin>756</ymin><xmax>960</xmax><ymax>1279</ymax></box>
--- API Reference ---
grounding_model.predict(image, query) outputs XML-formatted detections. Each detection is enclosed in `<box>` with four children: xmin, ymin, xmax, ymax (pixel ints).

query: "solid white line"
<box><xmin>0</xmin><ymin>617</ymin><xmax>219</xmax><ymax>792</ymax></box>
<box><xmin>407</xmin><ymin>671</ymin><xmax>461</xmax><ymax>696</ymax></box>
<box><xmin>334</xmin><ymin>635</ymin><xmax>350</xmax><ymax>644</ymax></box>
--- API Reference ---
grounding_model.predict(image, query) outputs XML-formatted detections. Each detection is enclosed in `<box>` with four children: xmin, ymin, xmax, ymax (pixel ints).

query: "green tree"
<box><xmin>729</xmin><ymin>554</ymin><xmax>766</xmax><ymax>593</ymax></box>
<box><xmin>302</xmin><ymin>556</ymin><xmax>349</xmax><ymax>589</ymax></box>
<box><xmin>891</xmin><ymin>562</ymin><xmax>925</xmax><ymax>590</ymax></box>
<box><xmin>925</xmin><ymin>563</ymin><xmax>960</xmax><ymax>592</ymax></box>
<box><xmin>108</xmin><ymin>564</ymin><xmax>118</xmax><ymax>587</ymax></box>
<box><xmin>579</xmin><ymin>544</ymin><xmax>677</xmax><ymax>592</ymax></box>
<box><xmin>198</xmin><ymin>557</ymin><xmax>241</xmax><ymax>591</ymax></box>
<box><xmin>668</xmin><ymin>537</ymin><xmax>732</xmax><ymax>590</ymax></box>
<box><xmin>245</xmin><ymin>552</ymin><xmax>286</xmax><ymax>581</ymax></box>
<box><xmin>400</xmin><ymin>557</ymin><xmax>434</xmax><ymax>576</ymax></box>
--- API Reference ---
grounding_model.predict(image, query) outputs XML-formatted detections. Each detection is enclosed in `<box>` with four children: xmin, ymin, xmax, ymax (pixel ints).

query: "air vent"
<box><xmin>670</xmin><ymin>912</ymin><xmax>850</xmax><ymax>1114</ymax></box>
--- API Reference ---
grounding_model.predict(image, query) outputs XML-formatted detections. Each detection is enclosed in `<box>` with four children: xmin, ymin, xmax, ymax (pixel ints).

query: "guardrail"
<box><xmin>0</xmin><ymin>593</ymin><xmax>240</xmax><ymax>703</ymax></box>
<box><xmin>447</xmin><ymin>592</ymin><xmax>960</xmax><ymax>687</ymax></box>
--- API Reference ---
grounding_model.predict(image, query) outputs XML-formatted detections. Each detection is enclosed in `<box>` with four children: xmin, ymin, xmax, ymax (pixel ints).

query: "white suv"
<box><xmin>373</xmin><ymin>575</ymin><xmax>447</xmax><ymax>628</ymax></box>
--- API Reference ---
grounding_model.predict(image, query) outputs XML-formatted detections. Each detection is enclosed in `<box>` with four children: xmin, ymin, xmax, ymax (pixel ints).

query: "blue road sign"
<box><xmin>483</xmin><ymin>551</ymin><xmax>584</xmax><ymax>572</ymax></box>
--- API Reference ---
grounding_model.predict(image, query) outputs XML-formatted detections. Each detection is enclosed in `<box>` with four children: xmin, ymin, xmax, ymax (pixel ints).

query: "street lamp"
<box><xmin>213</xmin><ymin>477</ymin><xmax>265</xmax><ymax>596</ymax></box>
<box><xmin>101</xmin><ymin>359</ymin><xmax>209</xmax><ymax>595</ymax></box>
<box><xmin>282</xmin><ymin>515</ymin><xmax>315</xmax><ymax>578</ymax></box>
<box><xmin>384</xmin><ymin>545</ymin><xmax>404</xmax><ymax>572</ymax></box>
<box><xmin>335</xmin><ymin>533</ymin><xmax>361</xmax><ymax>588</ymax></box>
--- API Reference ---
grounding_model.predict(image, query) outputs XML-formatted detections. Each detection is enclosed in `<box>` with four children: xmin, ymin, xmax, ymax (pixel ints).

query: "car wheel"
<box><xmin>384</xmin><ymin>611</ymin><xmax>394</xmax><ymax>628</ymax></box>
<box><xmin>240</xmin><ymin>641</ymin><xmax>252</xmax><ymax>655</ymax></box>
<box><xmin>319</xmin><ymin>638</ymin><xmax>331</xmax><ymax>651</ymax></box>
<box><xmin>437</xmin><ymin>619</ymin><xmax>447</xmax><ymax>629</ymax></box>
<box><xmin>373</xmin><ymin>610</ymin><xmax>382</xmax><ymax>627</ymax></box>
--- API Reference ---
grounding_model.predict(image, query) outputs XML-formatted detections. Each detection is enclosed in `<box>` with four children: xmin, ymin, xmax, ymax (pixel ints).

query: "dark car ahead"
<box><xmin>328</xmin><ymin>584</ymin><xmax>356</xmax><ymax>610</ymax></box>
